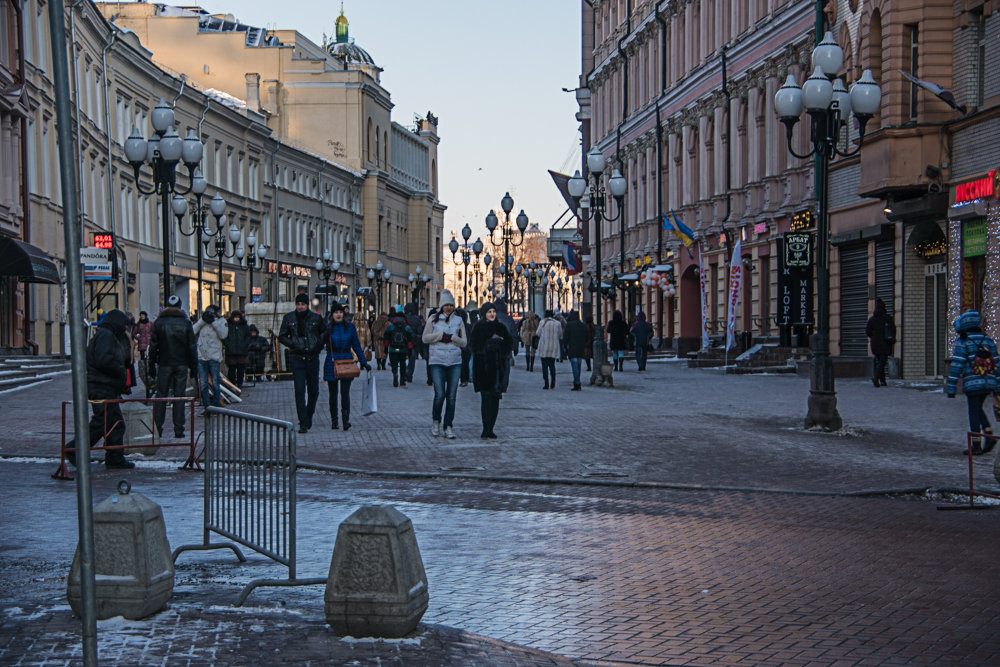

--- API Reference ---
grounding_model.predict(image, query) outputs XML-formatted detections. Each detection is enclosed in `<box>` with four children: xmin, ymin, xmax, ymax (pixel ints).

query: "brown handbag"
<box><xmin>333</xmin><ymin>359</ymin><xmax>360</xmax><ymax>379</ymax></box>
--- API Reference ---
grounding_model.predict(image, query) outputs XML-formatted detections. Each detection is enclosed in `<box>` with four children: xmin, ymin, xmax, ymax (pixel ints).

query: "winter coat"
<box><xmin>148</xmin><ymin>307</ymin><xmax>196</xmax><ymax>371</ymax></box>
<box><xmin>86</xmin><ymin>309</ymin><xmax>130</xmax><ymax>396</ymax></box>
<box><xmin>277</xmin><ymin>309</ymin><xmax>327</xmax><ymax>359</ymax></box>
<box><xmin>371</xmin><ymin>315</ymin><xmax>390</xmax><ymax>361</ymax></box>
<box><xmin>404</xmin><ymin>303</ymin><xmax>424</xmax><ymax>354</ymax></box>
<box><xmin>193</xmin><ymin>314</ymin><xmax>229</xmax><ymax>363</ymax></box>
<box><xmin>323</xmin><ymin>321</ymin><xmax>367</xmax><ymax>381</ymax></box>
<box><xmin>947</xmin><ymin>310</ymin><xmax>1000</xmax><ymax>395</ymax></box>
<box><xmin>247</xmin><ymin>326</ymin><xmax>271</xmax><ymax>369</ymax></box>
<box><xmin>562</xmin><ymin>314</ymin><xmax>589</xmax><ymax>358</ymax></box>
<box><xmin>384</xmin><ymin>315</ymin><xmax>414</xmax><ymax>351</ymax></box>
<box><xmin>494</xmin><ymin>300</ymin><xmax>519</xmax><ymax>352</ymax></box>
<box><xmin>224</xmin><ymin>313</ymin><xmax>251</xmax><ymax>361</ymax></box>
<box><xmin>472</xmin><ymin>318</ymin><xmax>512</xmax><ymax>395</ymax></box>
<box><xmin>607</xmin><ymin>313</ymin><xmax>629</xmax><ymax>351</ymax></box>
<box><xmin>520</xmin><ymin>315</ymin><xmax>539</xmax><ymax>348</ymax></box>
<box><xmin>422</xmin><ymin>311</ymin><xmax>467</xmax><ymax>366</ymax></box>
<box><xmin>865</xmin><ymin>304</ymin><xmax>895</xmax><ymax>356</ymax></box>
<box><xmin>536</xmin><ymin>317</ymin><xmax>563</xmax><ymax>359</ymax></box>
<box><xmin>132</xmin><ymin>319</ymin><xmax>153</xmax><ymax>352</ymax></box>
<box><xmin>354</xmin><ymin>317</ymin><xmax>373</xmax><ymax>351</ymax></box>
<box><xmin>630</xmin><ymin>317</ymin><xmax>653</xmax><ymax>349</ymax></box>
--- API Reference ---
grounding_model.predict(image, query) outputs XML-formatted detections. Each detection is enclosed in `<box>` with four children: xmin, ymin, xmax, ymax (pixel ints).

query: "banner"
<box><xmin>776</xmin><ymin>233</ymin><xmax>814</xmax><ymax>326</ymax></box>
<box><xmin>698</xmin><ymin>243</ymin><xmax>710</xmax><ymax>350</ymax></box>
<box><xmin>726</xmin><ymin>238</ymin><xmax>743</xmax><ymax>351</ymax></box>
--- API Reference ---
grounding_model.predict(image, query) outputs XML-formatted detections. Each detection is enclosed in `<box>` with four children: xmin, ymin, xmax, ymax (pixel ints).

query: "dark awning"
<box><xmin>0</xmin><ymin>237</ymin><xmax>61</xmax><ymax>284</ymax></box>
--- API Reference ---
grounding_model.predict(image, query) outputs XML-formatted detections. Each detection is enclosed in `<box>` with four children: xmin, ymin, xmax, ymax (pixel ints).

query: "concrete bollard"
<box><xmin>120</xmin><ymin>400</ymin><xmax>157</xmax><ymax>454</ymax></box>
<box><xmin>324</xmin><ymin>505</ymin><xmax>428</xmax><ymax>638</ymax></box>
<box><xmin>67</xmin><ymin>481</ymin><xmax>174</xmax><ymax>620</ymax></box>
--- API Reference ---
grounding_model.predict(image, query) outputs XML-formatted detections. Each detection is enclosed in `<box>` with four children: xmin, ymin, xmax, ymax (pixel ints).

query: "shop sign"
<box><xmin>80</xmin><ymin>247</ymin><xmax>113</xmax><ymax>281</ymax></box>
<box><xmin>791</xmin><ymin>210</ymin><xmax>815</xmax><ymax>231</ymax></box>
<box><xmin>753</xmin><ymin>222</ymin><xmax>769</xmax><ymax>236</ymax></box>
<box><xmin>783</xmin><ymin>232</ymin><xmax>813</xmax><ymax>268</ymax></box>
<box><xmin>93</xmin><ymin>233</ymin><xmax>115</xmax><ymax>249</ymax></box>
<box><xmin>777</xmin><ymin>235</ymin><xmax>814</xmax><ymax>326</ymax></box>
<box><xmin>953</xmin><ymin>169</ymin><xmax>999</xmax><ymax>206</ymax></box>
<box><xmin>266</xmin><ymin>261</ymin><xmax>313</xmax><ymax>278</ymax></box>
<box><xmin>962</xmin><ymin>219</ymin><xmax>987</xmax><ymax>258</ymax></box>
<box><xmin>221</xmin><ymin>271</ymin><xmax>236</xmax><ymax>293</ymax></box>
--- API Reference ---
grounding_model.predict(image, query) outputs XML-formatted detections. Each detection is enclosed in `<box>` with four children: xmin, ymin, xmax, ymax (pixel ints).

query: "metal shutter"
<box><xmin>839</xmin><ymin>244</ymin><xmax>869</xmax><ymax>356</ymax></box>
<box><xmin>875</xmin><ymin>239</ymin><xmax>894</xmax><ymax>313</ymax></box>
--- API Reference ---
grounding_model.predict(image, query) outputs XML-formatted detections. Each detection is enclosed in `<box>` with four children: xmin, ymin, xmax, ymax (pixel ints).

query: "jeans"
<box><xmin>611</xmin><ymin>349</ymin><xmax>625</xmax><ymax>360</ymax></box>
<box><xmin>154</xmin><ymin>364</ymin><xmax>188</xmax><ymax>433</ymax></box>
<box><xmin>198</xmin><ymin>359</ymin><xmax>222</xmax><ymax>408</ymax></box>
<box><xmin>966</xmin><ymin>391</ymin><xmax>991</xmax><ymax>435</ymax></box>
<box><xmin>541</xmin><ymin>357</ymin><xmax>556</xmax><ymax>385</ymax></box>
<box><xmin>288</xmin><ymin>354</ymin><xmax>319</xmax><ymax>428</ymax></box>
<box><xmin>430</xmin><ymin>363</ymin><xmax>461</xmax><ymax>427</ymax></box>
<box><xmin>635</xmin><ymin>345</ymin><xmax>648</xmax><ymax>370</ymax></box>
<box><xmin>407</xmin><ymin>347</ymin><xmax>418</xmax><ymax>383</ymax></box>
<box><xmin>569</xmin><ymin>357</ymin><xmax>582</xmax><ymax>386</ymax></box>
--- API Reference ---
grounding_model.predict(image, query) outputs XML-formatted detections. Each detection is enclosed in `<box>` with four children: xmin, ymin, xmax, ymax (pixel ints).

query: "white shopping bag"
<box><xmin>362</xmin><ymin>369</ymin><xmax>378</xmax><ymax>416</ymax></box>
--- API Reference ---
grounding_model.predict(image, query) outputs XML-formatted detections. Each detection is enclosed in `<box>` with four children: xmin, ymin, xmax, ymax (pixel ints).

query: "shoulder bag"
<box><xmin>333</xmin><ymin>359</ymin><xmax>360</xmax><ymax>379</ymax></box>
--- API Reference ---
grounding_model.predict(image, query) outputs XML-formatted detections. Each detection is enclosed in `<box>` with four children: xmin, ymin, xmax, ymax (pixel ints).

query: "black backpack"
<box><xmin>388</xmin><ymin>324</ymin><xmax>410</xmax><ymax>350</ymax></box>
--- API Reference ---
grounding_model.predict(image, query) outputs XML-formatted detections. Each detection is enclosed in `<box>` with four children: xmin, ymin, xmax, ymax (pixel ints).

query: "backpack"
<box><xmin>968</xmin><ymin>341</ymin><xmax>997</xmax><ymax>377</ymax></box>
<box><xmin>388</xmin><ymin>324</ymin><xmax>410</xmax><ymax>350</ymax></box>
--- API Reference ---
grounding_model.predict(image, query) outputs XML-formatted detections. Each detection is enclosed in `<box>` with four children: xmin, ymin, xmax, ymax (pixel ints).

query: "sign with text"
<box><xmin>80</xmin><ymin>247</ymin><xmax>113</xmax><ymax>281</ymax></box>
<box><xmin>93</xmin><ymin>233</ymin><xmax>115</xmax><ymax>250</ymax></box>
<box><xmin>776</xmin><ymin>234</ymin><xmax>814</xmax><ymax>326</ymax></box>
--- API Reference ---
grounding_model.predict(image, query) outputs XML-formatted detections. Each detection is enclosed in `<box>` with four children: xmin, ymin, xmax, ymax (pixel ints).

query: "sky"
<box><xmin>198</xmin><ymin>0</ymin><xmax>583</xmax><ymax>244</ymax></box>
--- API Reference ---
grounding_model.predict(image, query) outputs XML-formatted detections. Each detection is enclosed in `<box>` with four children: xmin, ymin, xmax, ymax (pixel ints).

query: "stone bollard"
<box><xmin>67</xmin><ymin>481</ymin><xmax>174</xmax><ymax>620</ymax></box>
<box><xmin>120</xmin><ymin>400</ymin><xmax>157</xmax><ymax>454</ymax></box>
<box><xmin>324</xmin><ymin>505</ymin><xmax>428</xmax><ymax>637</ymax></box>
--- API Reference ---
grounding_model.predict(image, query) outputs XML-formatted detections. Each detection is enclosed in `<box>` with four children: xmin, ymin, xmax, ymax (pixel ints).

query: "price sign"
<box><xmin>93</xmin><ymin>233</ymin><xmax>114</xmax><ymax>249</ymax></box>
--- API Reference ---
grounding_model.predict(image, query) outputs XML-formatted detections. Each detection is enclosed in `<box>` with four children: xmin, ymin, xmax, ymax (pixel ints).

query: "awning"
<box><xmin>618</xmin><ymin>273</ymin><xmax>639</xmax><ymax>280</ymax></box>
<box><xmin>650</xmin><ymin>264</ymin><xmax>674</xmax><ymax>273</ymax></box>
<box><xmin>0</xmin><ymin>237</ymin><xmax>60</xmax><ymax>284</ymax></box>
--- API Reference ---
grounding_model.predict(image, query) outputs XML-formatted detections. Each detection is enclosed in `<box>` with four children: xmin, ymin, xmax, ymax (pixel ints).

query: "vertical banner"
<box><xmin>726</xmin><ymin>237</ymin><xmax>743</xmax><ymax>350</ymax></box>
<box><xmin>698</xmin><ymin>243</ymin><xmax>710</xmax><ymax>349</ymax></box>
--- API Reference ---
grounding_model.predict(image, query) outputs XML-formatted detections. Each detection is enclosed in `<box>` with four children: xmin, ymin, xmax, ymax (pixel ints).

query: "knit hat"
<box><xmin>295</xmin><ymin>293</ymin><xmax>310</xmax><ymax>305</ymax></box>
<box><xmin>166</xmin><ymin>295</ymin><xmax>181</xmax><ymax>308</ymax></box>
<box><xmin>480</xmin><ymin>301</ymin><xmax>495</xmax><ymax>315</ymax></box>
<box><xmin>439</xmin><ymin>290</ymin><xmax>455</xmax><ymax>307</ymax></box>
<box><xmin>329</xmin><ymin>301</ymin><xmax>344</xmax><ymax>314</ymax></box>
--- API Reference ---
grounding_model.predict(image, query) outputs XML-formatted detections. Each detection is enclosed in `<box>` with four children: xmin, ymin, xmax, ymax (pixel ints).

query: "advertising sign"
<box><xmin>80</xmin><ymin>247</ymin><xmax>113</xmax><ymax>281</ymax></box>
<box><xmin>776</xmin><ymin>234</ymin><xmax>814</xmax><ymax>326</ymax></box>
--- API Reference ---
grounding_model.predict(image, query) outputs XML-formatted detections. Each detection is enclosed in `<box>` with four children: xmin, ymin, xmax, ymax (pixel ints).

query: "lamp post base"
<box><xmin>805</xmin><ymin>390</ymin><xmax>842</xmax><ymax>432</ymax></box>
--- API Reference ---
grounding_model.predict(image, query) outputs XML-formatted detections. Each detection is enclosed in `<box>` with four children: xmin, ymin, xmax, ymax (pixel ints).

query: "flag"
<box><xmin>562</xmin><ymin>242</ymin><xmax>581</xmax><ymax>276</ymax></box>
<box><xmin>726</xmin><ymin>237</ymin><xmax>743</xmax><ymax>351</ymax></box>
<box><xmin>698</xmin><ymin>243</ymin><xmax>710</xmax><ymax>351</ymax></box>
<box><xmin>663</xmin><ymin>213</ymin><xmax>695</xmax><ymax>248</ymax></box>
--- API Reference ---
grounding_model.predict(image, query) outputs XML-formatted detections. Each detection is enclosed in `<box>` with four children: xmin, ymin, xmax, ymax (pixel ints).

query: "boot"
<box><xmin>872</xmin><ymin>378</ymin><xmax>880</xmax><ymax>388</ymax></box>
<box><xmin>342</xmin><ymin>409</ymin><xmax>351</xmax><ymax>432</ymax></box>
<box><xmin>879</xmin><ymin>375</ymin><xmax>887</xmax><ymax>386</ymax></box>
<box><xmin>331</xmin><ymin>412</ymin><xmax>339</xmax><ymax>429</ymax></box>
<box><xmin>983</xmin><ymin>428</ymin><xmax>997</xmax><ymax>454</ymax></box>
<box><xmin>393</xmin><ymin>371</ymin><xmax>399</xmax><ymax>387</ymax></box>
<box><xmin>550</xmin><ymin>375</ymin><xmax>555</xmax><ymax>389</ymax></box>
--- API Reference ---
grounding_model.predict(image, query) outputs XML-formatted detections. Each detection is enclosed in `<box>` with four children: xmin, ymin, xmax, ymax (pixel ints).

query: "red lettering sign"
<box><xmin>955</xmin><ymin>170</ymin><xmax>997</xmax><ymax>205</ymax></box>
<box><xmin>93</xmin><ymin>233</ymin><xmax>114</xmax><ymax>250</ymax></box>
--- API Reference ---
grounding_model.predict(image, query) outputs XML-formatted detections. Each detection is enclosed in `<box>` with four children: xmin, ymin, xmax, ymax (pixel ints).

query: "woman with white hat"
<box><xmin>422</xmin><ymin>290</ymin><xmax>467</xmax><ymax>438</ymax></box>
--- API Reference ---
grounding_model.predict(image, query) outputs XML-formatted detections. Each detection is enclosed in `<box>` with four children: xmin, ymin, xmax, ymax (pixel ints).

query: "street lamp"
<box><xmin>485</xmin><ymin>192</ymin><xmax>529</xmax><ymax>306</ymax></box>
<box><xmin>366</xmin><ymin>259</ymin><xmax>391</xmax><ymax>313</ymax></box>
<box><xmin>314</xmin><ymin>249</ymin><xmax>341</xmax><ymax>316</ymax></box>
<box><xmin>240</xmin><ymin>231</ymin><xmax>267</xmax><ymax>303</ymax></box>
<box><xmin>448</xmin><ymin>223</ymin><xmax>473</xmax><ymax>306</ymax></box>
<box><xmin>124</xmin><ymin>97</ymin><xmax>204</xmax><ymax>301</ymax></box>
<box><xmin>171</xmin><ymin>174</ymin><xmax>225</xmax><ymax>313</ymax></box>
<box><xmin>408</xmin><ymin>265</ymin><xmax>430</xmax><ymax>309</ymax></box>
<box><xmin>774</xmin><ymin>30</ymin><xmax>881</xmax><ymax>431</ymax></box>
<box><xmin>568</xmin><ymin>147</ymin><xmax>627</xmax><ymax>384</ymax></box>
<box><xmin>203</xmin><ymin>211</ymin><xmax>242</xmax><ymax>308</ymax></box>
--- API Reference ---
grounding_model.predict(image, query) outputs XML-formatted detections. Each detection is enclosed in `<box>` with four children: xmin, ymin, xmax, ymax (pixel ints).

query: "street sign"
<box><xmin>80</xmin><ymin>247</ymin><xmax>114</xmax><ymax>281</ymax></box>
<box><xmin>79</xmin><ymin>247</ymin><xmax>110</xmax><ymax>264</ymax></box>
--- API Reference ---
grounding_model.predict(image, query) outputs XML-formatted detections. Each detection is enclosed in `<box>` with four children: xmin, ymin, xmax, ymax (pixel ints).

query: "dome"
<box><xmin>326</xmin><ymin>4</ymin><xmax>376</xmax><ymax>67</ymax></box>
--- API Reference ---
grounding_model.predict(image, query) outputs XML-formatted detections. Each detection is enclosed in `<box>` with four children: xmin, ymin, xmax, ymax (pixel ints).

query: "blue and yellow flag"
<box><xmin>662</xmin><ymin>213</ymin><xmax>695</xmax><ymax>248</ymax></box>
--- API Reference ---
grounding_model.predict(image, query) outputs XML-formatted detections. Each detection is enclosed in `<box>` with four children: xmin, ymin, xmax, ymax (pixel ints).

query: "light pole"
<box><xmin>485</xmin><ymin>192</ymin><xmax>529</xmax><ymax>304</ymax></box>
<box><xmin>408</xmin><ymin>265</ymin><xmax>430</xmax><ymax>310</ymax></box>
<box><xmin>774</xmin><ymin>29</ymin><xmax>881</xmax><ymax>431</ymax></box>
<box><xmin>124</xmin><ymin>97</ymin><xmax>204</xmax><ymax>301</ymax></box>
<box><xmin>314</xmin><ymin>249</ymin><xmax>341</xmax><ymax>316</ymax></box>
<box><xmin>203</xmin><ymin>217</ymin><xmax>242</xmax><ymax>309</ymax></box>
<box><xmin>448</xmin><ymin>223</ymin><xmax>473</xmax><ymax>306</ymax></box>
<box><xmin>569</xmin><ymin>150</ymin><xmax>626</xmax><ymax>384</ymax></box>
<box><xmin>366</xmin><ymin>260</ymin><xmax>391</xmax><ymax>313</ymax></box>
<box><xmin>172</xmin><ymin>178</ymin><xmax>226</xmax><ymax>314</ymax></box>
<box><xmin>240</xmin><ymin>232</ymin><xmax>266</xmax><ymax>304</ymax></box>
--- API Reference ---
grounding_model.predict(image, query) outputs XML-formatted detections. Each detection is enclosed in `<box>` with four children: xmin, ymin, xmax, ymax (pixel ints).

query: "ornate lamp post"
<box><xmin>448</xmin><ymin>223</ymin><xmax>473</xmax><ymax>306</ymax></box>
<box><xmin>408</xmin><ymin>265</ymin><xmax>430</xmax><ymax>309</ymax></box>
<box><xmin>203</xmin><ymin>214</ymin><xmax>242</xmax><ymax>308</ymax></box>
<box><xmin>485</xmin><ymin>193</ymin><xmax>529</xmax><ymax>303</ymax></box>
<box><xmin>240</xmin><ymin>232</ymin><xmax>267</xmax><ymax>303</ymax></box>
<box><xmin>171</xmin><ymin>177</ymin><xmax>225</xmax><ymax>314</ymax></box>
<box><xmin>774</xmin><ymin>30</ymin><xmax>881</xmax><ymax>431</ymax></box>
<box><xmin>314</xmin><ymin>249</ymin><xmax>341</xmax><ymax>316</ymax></box>
<box><xmin>124</xmin><ymin>97</ymin><xmax>204</xmax><ymax>301</ymax></box>
<box><xmin>366</xmin><ymin>260</ymin><xmax>391</xmax><ymax>313</ymax></box>
<box><xmin>569</xmin><ymin>150</ymin><xmax>626</xmax><ymax>384</ymax></box>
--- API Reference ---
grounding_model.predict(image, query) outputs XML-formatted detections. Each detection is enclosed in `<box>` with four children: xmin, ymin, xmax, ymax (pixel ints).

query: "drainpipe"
<box><xmin>101</xmin><ymin>27</ymin><xmax>127</xmax><ymax>306</ymax></box>
<box><xmin>317</xmin><ymin>161</ymin><xmax>326</xmax><ymax>301</ymax></box>
<box><xmin>269</xmin><ymin>139</ymin><xmax>280</xmax><ymax>330</ymax></box>
<box><xmin>15</xmin><ymin>2</ymin><xmax>34</xmax><ymax>349</ymax></box>
<box><xmin>349</xmin><ymin>174</ymin><xmax>363</xmax><ymax>307</ymax></box>
<box><xmin>69</xmin><ymin>0</ymin><xmax>86</xmax><ymax>249</ymax></box>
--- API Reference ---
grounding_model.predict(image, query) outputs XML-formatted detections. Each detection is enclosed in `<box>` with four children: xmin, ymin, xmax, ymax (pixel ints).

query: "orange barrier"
<box><xmin>52</xmin><ymin>397</ymin><xmax>202</xmax><ymax>481</ymax></box>
<box><xmin>939</xmin><ymin>431</ymin><xmax>1000</xmax><ymax>511</ymax></box>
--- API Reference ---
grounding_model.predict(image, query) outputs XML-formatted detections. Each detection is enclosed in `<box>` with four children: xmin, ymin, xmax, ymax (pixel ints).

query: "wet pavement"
<box><xmin>2</xmin><ymin>358</ymin><xmax>1000</xmax><ymax>665</ymax></box>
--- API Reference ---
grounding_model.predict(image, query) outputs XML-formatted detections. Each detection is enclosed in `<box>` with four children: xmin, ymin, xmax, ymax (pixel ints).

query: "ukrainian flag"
<box><xmin>663</xmin><ymin>213</ymin><xmax>695</xmax><ymax>248</ymax></box>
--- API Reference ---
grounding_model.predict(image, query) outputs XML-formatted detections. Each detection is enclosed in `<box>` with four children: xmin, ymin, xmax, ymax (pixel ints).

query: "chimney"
<box><xmin>245</xmin><ymin>73</ymin><xmax>261</xmax><ymax>111</ymax></box>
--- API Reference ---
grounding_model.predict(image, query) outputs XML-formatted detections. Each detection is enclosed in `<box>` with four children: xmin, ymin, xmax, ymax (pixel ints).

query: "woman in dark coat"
<box><xmin>323</xmin><ymin>302</ymin><xmax>370</xmax><ymax>431</ymax></box>
<box><xmin>471</xmin><ymin>302</ymin><xmax>512</xmax><ymax>439</ymax></box>
<box><xmin>584</xmin><ymin>316</ymin><xmax>595</xmax><ymax>371</ymax></box>
<box><xmin>224</xmin><ymin>310</ymin><xmax>251</xmax><ymax>387</ymax></box>
<box><xmin>865</xmin><ymin>298</ymin><xmax>895</xmax><ymax>387</ymax></box>
<box><xmin>606</xmin><ymin>310</ymin><xmax>629</xmax><ymax>372</ymax></box>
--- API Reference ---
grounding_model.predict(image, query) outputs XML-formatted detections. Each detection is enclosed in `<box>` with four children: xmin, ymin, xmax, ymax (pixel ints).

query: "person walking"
<box><xmin>148</xmin><ymin>295</ymin><xmax>196</xmax><ymax>438</ymax></box>
<box><xmin>584</xmin><ymin>315</ymin><xmax>595</xmax><ymax>371</ymax></box>
<box><xmin>193</xmin><ymin>305</ymin><xmax>229</xmax><ymax>412</ymax></box>
<box><xmin>403</xmin><ymin>302</ymin><xmax>424</xmax><ymax>383</ymax></box>
<box><xmin>352</xmin><ymin>309</ymin><xmax>374</xmax><ymax>366</ymax></box>
<box><xmin>946</xmin><ymin>309</ymin><xmax>1000</xmax><ymax>455</ymax></box>
<box><xmin>494</xmin><ymin>298</ymin><xmax>519</xmax><ymax>362</ymax></box>
<box><xmin>458</xmin><ymin>304</ymin><xmax>475</xmax><ymax>387</ymax></box>
<box><xmin>536</xmin><ymin>309</ymin><xmax>563</xmax><ymax>390</ymax></box>
<box><xmin>471</xmin><ymin>302</ymin><xmax>512</xmax><ymax>438</ymax></box>
<box><xmin>520</xmin><ymin>312</ymin><xmax>539</xmax><ymax>372</ymax></box>
<box><xmin>562</xmin><ymin>310</ymin><xmax>588</xmax><ymax>390</ymax></box>
<box><xmin>630</xmin><ymin>312</ymin><xmax>653</xmax><ymax>371</ymax></box>
<box><xmin>63</xmin><ymin>309</ymin><xmax>135</xmax><ymax>469</ymax></box>
<box><xmin>371</xmin><ymin>312</ymin><xmax>390</xmax><ymax>370</ymax></box>
<box><xmin>422</xmin><ymin>290</ymin><xmax>467</xmax><ymax>439</ymax></box>
<box><xmin>865</xmin><ymin>298</ymin><xmax>895</xmax><ymax>387</ymax></box>
<box><xmin>132</xmin><ymin>311</ymin><xmax>154</xmax><ymax>397</ymax></box>
<box><xmin>224</xmin><ymin>310</ymin><xmax>251</xmax><ymax>388</ymax></box>
<box><xmin>278</xmin><ymin>293</ymin><xmax>327</xmax><ymax>433</ymax></box>
<box><xmin>323</xmin><ymin>302</ymin><xmax>370</xmax><ymax>430</ymax></box>
<box><xmin>607</xmin><ymin>310</ymin><xmax>629</xmax><ymax>372</ymax></box>
<box><xmin>384</xmin><ymin>306</ymin><xmax>414</xmax><ymax>387</ymax></box>
<box><xmin>247</xmin><ymin>324</ymin><xmax>270</xmax><ymax>379</ymax></box>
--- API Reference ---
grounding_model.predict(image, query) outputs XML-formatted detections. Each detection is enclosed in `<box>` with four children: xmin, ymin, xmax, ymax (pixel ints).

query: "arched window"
<box><xmin>375</xmin><ymin>126</ymin><xmax>381</xmax><ymax>168</ymax></box>
<box><xmin>367</xmin><ymin>118</ymin><xmax>373</xmax><ymax>164</ymax></box>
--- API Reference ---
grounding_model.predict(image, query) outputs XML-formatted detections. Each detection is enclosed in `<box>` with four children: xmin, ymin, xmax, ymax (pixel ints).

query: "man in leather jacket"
<box><xmin>278</xmin><ymin>293</ymin><xmax>327</xmax><ymax>432</ymax></box>
<box><xmin>149</xmin><ymin>295</ymin><xmax>197</xmax><ymax>437</ymax></box>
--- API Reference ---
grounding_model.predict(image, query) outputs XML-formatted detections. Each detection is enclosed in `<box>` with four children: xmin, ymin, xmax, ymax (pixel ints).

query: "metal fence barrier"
<box><xmin>938</xmin><ymin>431</ymin><xmax>1000</xmax><ymax>511</ymax></box>
<box><xmin>171</xmin><ymin>406</ymin><xmax>324</xmax><ymax>604</ymax></box>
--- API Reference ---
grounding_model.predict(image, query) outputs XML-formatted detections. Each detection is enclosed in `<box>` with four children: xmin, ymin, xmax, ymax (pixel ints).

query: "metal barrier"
<box><xmin>171</xmin><ymin>406</ymin><xmax>324</xmax><ymax>605</ymax></box>
<box><xmin>53</xmin><ymin>397</ymin><xmax>200</xmax><ymax>480</ymax></box>
<box><xmin>938</xmin><ymin>431</ymin><xmax>1000</xmax><ymax>511</ymax></box>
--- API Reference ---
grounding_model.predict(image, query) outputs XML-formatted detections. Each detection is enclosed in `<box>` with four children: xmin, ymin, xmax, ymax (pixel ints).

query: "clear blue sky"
<box><xmin>199</xmin><ymin>0</ymin><xmax>583</xmax><ymax>243</ymax></box>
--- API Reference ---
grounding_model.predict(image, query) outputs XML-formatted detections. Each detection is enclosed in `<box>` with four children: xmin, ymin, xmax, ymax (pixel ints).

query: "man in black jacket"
<box><xmin>562</xmin><ymin>310</ymin><xmax>589</xmax><ymax>391</ymax></box>
<box><xmin>149</xmin><ymin>295</ymin><xmax>197</xmax><ymax>438</ymax></box>
<box><xmin>278</xmin><ymin>293</ymin><xmax>327</xmax><ymax>432</ymax></box>
<box><xmin>65</xmin><ymin>309</ymin><xmax>135</xmax><ymax>469</ymax></box>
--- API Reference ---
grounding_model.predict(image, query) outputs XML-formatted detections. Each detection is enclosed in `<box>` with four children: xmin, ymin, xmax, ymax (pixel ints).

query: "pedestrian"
<box><xmin>132</xmin><ymin>310</ymin><xmax>154</xmax><ymax>397</ymax></box>
<box><xmin>630</xmin><ymin>311</ymin><xmax>653</xmax><ymax>371</ymax></box>
<box><xmin>352</xmin><ymin>309</ymin><xmax>374</xmax><ymax>365</ymax></box>
<box><xmin>865</xmin><ymin>298</ymin><xmax>895</xmax><ymax>387</ymax></box>
<box><xmin>471</xmin><ymin>302</ymin><xmax>512</xmax><ymax>438</ymax></box>
<box><xmin>494</xmin><ymin>298</ymin><xmax>519</xmax><ymax>361</ymax></box>
<box><xmin>323</xmin><ymin>302</ymin><xmax>370</xmax><ymax>430</ymax></box>
<box><xmin>555</xmin><ymin>310</ymin><xmax>568</xmax><ymax>361</ymax></box>
<box><xmin>148</xmin><ymin>295</ymin><xmax>196</xmax><ymax>438</ymax></box>
<box><xmin>584</xmin><ymin>315</ymin><xmax>595</xmax><ymax>371</ymax></box>
<box><xmin>278</xmin><ymin>293</ymin><xmax>328</xmax><ymax>433</ymax></box>
<box><xmin>536</xmin><ymin>309</ymin><xmax>563</xmax><ymax>389</ymax></box>
<box><xmin>247</xmin><ymin>324</ymin><xmax>270</xmax><ymax>379</ymax></box>
<box><xmin>403</xmin><ymin>302</ymin><xmax>424</xmax><ymax>383</ymax></box>
<box><xmin>371</xmin><ymin>311</ymin><xmax>390</xmax><ymax>370</ymax></box>
<box><xmin>224</xmin><ymin>310</ymin><xmax>251</xmax><ymax>388</ymax></box>
<box><xmin>63</xmin><ymin>309</ymin><xmax>135</xmax><ymax>469</ymax></box>
<box><xmin>458</xmin><ymin>304</ymin><xmax>474</xmax><ymax>387</ymax></box>
<box><xmin>384</xmin><ymin>306</ymin><xmax>414</xmax><ymax>387</ymax></box>
<box><xmin>562</xmin><ymin>310</ymin><xmax>588</xmax><ymax>390</ymax></box>
<box><xmin>520</xmin><ymin>312</ymin><xmax>539</xmax><ymax>372</ymax></box>
<box><xmin>607</xmin><ymin>310</ymin><xmax>629</xmax><ymax>372</ymax></box>
<box><xmin>422</xmin><ymin>290</ymin><xmax>467</xmax><ymax>439</ymax></box>
<box><xmin>193</xmin><ymin>305</ymin><xmax>229</xmax><ymax>411</ymax></box>
<box><xmin>946</xmin><ymin>309</ymin><xmax>1000</xmax><ymax>455</ymax></box>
